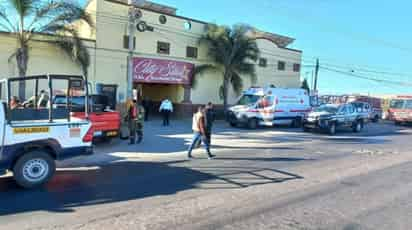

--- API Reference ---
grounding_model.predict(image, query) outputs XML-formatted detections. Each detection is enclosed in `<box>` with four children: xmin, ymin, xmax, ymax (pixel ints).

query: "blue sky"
<box><xmin>149</xmin><ymin>0</ymin><xmax>412</xmax><ymax>95</ymax></box>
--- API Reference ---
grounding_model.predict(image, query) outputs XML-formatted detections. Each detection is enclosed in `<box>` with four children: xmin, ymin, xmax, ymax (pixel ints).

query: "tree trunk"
<box><xmin>222</xmin><ymin>71</ymin><xmax>230</xmax><ymax>112</ymax></box>
<box><xmin>16</xmin><ymin>46</ymin><xmax>28</xmax><ymax>100</ymax></box>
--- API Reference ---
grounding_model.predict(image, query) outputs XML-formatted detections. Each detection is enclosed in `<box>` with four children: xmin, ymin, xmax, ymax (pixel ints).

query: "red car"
<box><xmin>388</xmin><ymin>96</ymin><xmax>412</xmax><ymax>125</ymax></box>
<box><xmin>54</xmin><ymin>95</ymin><xmax>121</xmax><ymax>141</ymax></box>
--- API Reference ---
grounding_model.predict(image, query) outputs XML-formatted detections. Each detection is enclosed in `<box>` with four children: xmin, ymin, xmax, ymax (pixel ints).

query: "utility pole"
<box><xmin>314</xmin><ymin>58</ymin><xmax>319</xmax><ymax>92</ymax></box>
<box><xmin>127</xmin><ymin>0</ymin><xmax>142</xmax><ymax>100</ymax></box>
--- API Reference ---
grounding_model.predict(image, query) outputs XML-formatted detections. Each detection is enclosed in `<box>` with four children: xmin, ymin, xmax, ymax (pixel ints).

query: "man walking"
<box><xmin>142</xmin><ymin>96</ymin><xmax>151</xmax><ymax>121</ymax></box>
<box><xmin>204</xmin><ymin>102</ymin><xmax>216</xmax><ymax>145</ymax></box>
<box><xmin>159</xmin><ymin>98</ymin><xmax>173</xmax><ymax>126</ymax></box>
<box><xmin>188</xmin><ymin>106</ymin><xmax>215</xmax><ymax>159</ymax></box>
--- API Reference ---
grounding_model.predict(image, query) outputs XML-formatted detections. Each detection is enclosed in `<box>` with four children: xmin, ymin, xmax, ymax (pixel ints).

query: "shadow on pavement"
<box><xmin>0</xmin><ymin>157</ymin><xmax>303</xmax><ymax>216</ymax></box>
<box><xmin>215</xmin><ymin>157</ymin><xmax>311</xmax><ymax>162</ymax></box>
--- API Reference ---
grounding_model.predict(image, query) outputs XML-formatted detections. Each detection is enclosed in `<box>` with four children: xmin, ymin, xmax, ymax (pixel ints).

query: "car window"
<box><xmin>338</xmin><ymin>106</ymin><xmax>347</xmax><ymax>114</ymax></box>
<box><xmin>237</xmin><ymin>95</ymin><xmax>261</xmax><ymax>106</ymax></box>
<box><xmin>405</xmin><ymin>100</ymin><xmax>412</xmax><ymax>109</ymax></box>
<box><xmin>347</xmin><ymin>105</ymin><xmax>355</xmax><ymax>114</ymax></box>
<box><xmin>390</xmin><ymin>100</ymin><xmax>405</xmax><ymax>109</ymax></box>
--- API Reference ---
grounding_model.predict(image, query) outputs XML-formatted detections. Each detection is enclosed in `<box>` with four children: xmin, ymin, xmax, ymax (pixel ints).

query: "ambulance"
<box><xmin>227</xmin><ymin>87</ymin><xmax>311</xmax><ymax>129</ymax></box>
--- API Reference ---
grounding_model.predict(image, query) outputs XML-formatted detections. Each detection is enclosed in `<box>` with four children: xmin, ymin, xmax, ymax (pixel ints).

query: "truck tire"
<box><xmin>248</xmin><ymin>118</ymin><xmax>258</xmax><ymax>129</ymax></box>
<box><xmin>328</xmin><ymin>122</ymin><xmax>336</xmax><ymax>135</ymax></box>
<box><xmin>303</xmin><ymin>126</ymin><xmax>311</xmax><ymax>132</ymax></box>
<box><xmin>13</xmin><ymin>151</ymin><xmax>56</xmax><ymax>189</ymax></box>
<box><xmin>291</xmin><ymin>117</ymin><xmax>303</xmax><ymax>128</ymax></box>
<box><xmin>353</xmin><ymin>121</ymin><xmax>363</xmax><ymax>133</ymax></box>
<box><xmin>372</xmin><ymin>115</ymin><xmax>379</xmax><ymax>123</ymax></box>
<box><xmin>229</xmin><ymin>121</ymin><xmax>237</xmax><ymax>127</ymax></box>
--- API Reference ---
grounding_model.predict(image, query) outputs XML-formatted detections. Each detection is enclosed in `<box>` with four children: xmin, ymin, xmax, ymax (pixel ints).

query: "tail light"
<box><xmin>82</xmin><ymin>126</ymin><xmax>94</xmax><ymax>143</ymax></box>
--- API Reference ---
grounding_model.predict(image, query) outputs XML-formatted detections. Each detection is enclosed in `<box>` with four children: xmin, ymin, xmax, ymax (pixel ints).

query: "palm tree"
<box><xmin>301</xmin><ymin>78</ymin><xmax>310</xmax><ymax>93</ymax></box>
<box><xmin>194</xmin><ymin>24</ymin><xmax>260</xmax><ymax>111</ymax></box>
<box><xmin>0</xmin><ymin>0</ymin><xmax>94</xmax><ymax>99</ymax></box>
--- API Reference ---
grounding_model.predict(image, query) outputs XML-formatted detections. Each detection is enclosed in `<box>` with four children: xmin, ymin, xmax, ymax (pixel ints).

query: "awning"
<box><xmin>133</xmin><ymin>57</ymin><xmax>194</xmax><ymax>85</ymax></box>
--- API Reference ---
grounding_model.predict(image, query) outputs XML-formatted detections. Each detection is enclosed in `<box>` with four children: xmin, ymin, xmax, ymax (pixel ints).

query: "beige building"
<box><xmin>0</xmin><ymin>0</ymin><xmax>302</xmax><ymax>115</ymax></box>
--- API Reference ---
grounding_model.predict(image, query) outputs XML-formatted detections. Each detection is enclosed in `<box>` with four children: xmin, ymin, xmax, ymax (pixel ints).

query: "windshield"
<box><xmin>314</xmin><ymin>106</ymin><xmax>338</xmax><ymax>113</ymax></box>
<box><xmin>237</xmin><ymin>95</ymin><xmax>262</xmax><ymax>106</ymax></box>
<box><xmin>405</xmin><ymin>100</ymin><xmax>412</xmax><ymax>109</ymax></box>
<box><xmin>390</xmin><ymin>100</ymin><xmax>405</xmax><ymax>109</ymax></box>
<box><xmin>54</xmin><ymin>96</ymin><xmax>85</xmax><ymax>106</ymax></box>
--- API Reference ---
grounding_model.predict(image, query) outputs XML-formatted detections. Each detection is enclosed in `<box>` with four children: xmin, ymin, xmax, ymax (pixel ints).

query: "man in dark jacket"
<box><xmin>204</xmin><ymin>102</ymin><xmax>216</xmax><ymax>145</ymax></box>
<box><xmin>142</xmin><ymin>97</ymin><xmax>151</xmax><ymax>121</ymax></box>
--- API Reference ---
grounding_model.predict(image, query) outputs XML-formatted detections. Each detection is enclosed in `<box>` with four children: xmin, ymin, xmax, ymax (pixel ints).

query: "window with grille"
<box><xmin>293</xmin><ymin>63</ymin><xmax>301</xmax><ymax>72</ymax></box>
<box><xmin>278</xmin><ymin>61</ymin><xmax>286</xmax><ymax>71</ymax></box>
<box><xmin>157</xmin><ymin>41</ymin><xmax>170</xmax><ymax>55</ymax></box>
<box><xmin>186</xmin><ymin>46</ymin><xmax>198</xmax><ymax>58</ymax></box>
<box><xmin>259</xmin><ymin>58</ymin><xmax>267</xmax><ymax>67</ymax></box>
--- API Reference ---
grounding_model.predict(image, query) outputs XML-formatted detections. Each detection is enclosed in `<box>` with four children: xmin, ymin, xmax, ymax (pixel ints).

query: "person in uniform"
<box><xmin>126</xmin><ymin>99</ymin><xmax>145</xmax><ymax>144</ymax></box>
<box><xmin>135</xmin><ymin>99</ymin><xmax>145</xmax><ymax>144</ymax></box>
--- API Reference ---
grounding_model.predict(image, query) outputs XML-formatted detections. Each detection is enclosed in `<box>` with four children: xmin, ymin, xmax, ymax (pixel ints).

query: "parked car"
<box><xmin>227</xmin><ymin>87</ymin><xmax>311</xmax><ymax>129</ymax></box>
<box><xmin>303</xmin><ymin>103</ymin><xmax>365</xmax><ymax>135</ymax></box>
<box><xmin>388</xmin><ymin>97</ymin><xmax>412</xmax><ymax>125</ymax></box>
<box><xmin>54</xmin><ymin>94</ymin><xmax>121</xmax><ymax>142</ymax></box>
<box><xmin>350</xmin><ymin>101</ymin><xmax>379</xmax><ymax>123</ymax></box>
<box><xmin>348</xmin><ymin>96</ymin><xmax>383</xmax><ymax>123</ymax></box>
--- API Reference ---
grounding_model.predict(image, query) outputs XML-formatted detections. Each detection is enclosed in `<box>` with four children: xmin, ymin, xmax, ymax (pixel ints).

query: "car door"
<box><xmin>345</xmin><ymin>105</ymin><xmax>357</xmax><ymax>125</ymax></box>
<box><xmin>258</xmin><ymin>96</ymin><xmax>275</xmax><ymax>122</ymax></box>
<box><xmin>0</xmin><ymin>80</ymin><xmax>6</xmax><ymax>159</ymax></box>
<box><xmin>336</xmin><ymin>106</ymin><xmax>347</xmax><ymax>126</ymax></box>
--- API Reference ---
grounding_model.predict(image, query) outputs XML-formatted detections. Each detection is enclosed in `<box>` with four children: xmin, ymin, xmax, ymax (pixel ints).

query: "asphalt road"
<box><xmin>1</xmin><ymin>122</ymin><xmax>412</xmax><ymax>230</ymax></box>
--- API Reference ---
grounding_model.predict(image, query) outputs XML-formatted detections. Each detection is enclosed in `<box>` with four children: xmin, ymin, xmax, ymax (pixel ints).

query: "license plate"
<box><xmin>93</xmin><ymin>131</ymin><xmax>102</xmax><ymax>137</ymax></box>
<box><xmin>106</xmin><ymin>131</ymin><xmax>118</xmax><ymax>137</ymax></box>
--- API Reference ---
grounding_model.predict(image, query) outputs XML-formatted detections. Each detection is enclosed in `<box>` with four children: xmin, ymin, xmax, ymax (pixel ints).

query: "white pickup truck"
<box><xmin>0</xmin><ymin>75</ymin><xmax>93</xmax><ymax>188</ymax></box>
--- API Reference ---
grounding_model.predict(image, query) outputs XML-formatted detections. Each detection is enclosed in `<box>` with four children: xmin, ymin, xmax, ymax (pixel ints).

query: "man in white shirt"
<box><xmin>159</xmin><ymin>98</ymin><xmax>173</xmax><ymax>126</ymax></box>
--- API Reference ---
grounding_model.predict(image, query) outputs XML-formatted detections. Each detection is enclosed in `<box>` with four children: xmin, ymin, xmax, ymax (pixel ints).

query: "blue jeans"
<box><xmin>188</xmin><ymin>131</ymin><xmax>211</xmax><ymax>156</ymax></box>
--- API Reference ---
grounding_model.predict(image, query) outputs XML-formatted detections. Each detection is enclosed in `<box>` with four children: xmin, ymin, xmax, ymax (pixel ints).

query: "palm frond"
<box><xmin>34</xmin><ymin>1</ymin><xmax>94</xmax><ymax>35</ymax></box>
<box><xmin>9</xmin><ymin>0</ymin><xmax>38</xmax><ymax>17</ymax></box>
<box><xmin>191</xmin><ymin>64</ymin><xmax>218</xmax><ymax>88</ymax></box>
<box><xmin>0</xmin><ymin>7</ymin><xmax>16</xmax><ymax>32</ymax></box>
<box><xmin>49</xmin><ymin>26</ymin><xmax>90</xmax><ymax>76</ymax></box>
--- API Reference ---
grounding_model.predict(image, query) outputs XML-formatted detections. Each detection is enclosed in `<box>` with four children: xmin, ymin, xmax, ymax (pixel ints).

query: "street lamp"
<box><xmin>126</xmin><ymin>1</ymin><xmax>143</xmax><ymax>101</ymax></box>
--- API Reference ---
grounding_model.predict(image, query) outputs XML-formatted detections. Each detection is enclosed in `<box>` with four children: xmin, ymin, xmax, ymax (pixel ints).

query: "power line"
<box><xmin>320</xmin><ymin>66</ymin><xmax>412</xmax><ymax>87</ymax></box>
<box><xmin>260</xmin><ymin>0</ymin><xmax>412</xmax><ymax>54</ymax></box>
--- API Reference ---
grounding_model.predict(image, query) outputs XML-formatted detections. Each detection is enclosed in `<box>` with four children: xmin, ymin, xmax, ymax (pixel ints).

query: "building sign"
<box><xmin>133</xmin><ymin>57</ymin><xmax>194</xmax><ymax>85</ymax></box>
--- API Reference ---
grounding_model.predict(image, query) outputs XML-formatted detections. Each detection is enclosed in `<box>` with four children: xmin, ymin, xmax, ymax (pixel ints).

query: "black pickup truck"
<box><xmin>303</xmin><ymin>103</ymin><xmax>365</xmax><ymax>135</ymax></box>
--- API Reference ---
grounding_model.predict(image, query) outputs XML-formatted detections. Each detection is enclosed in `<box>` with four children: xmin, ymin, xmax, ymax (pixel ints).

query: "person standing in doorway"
<box><xmin>187</xmin><ymin>106</ymin><xmax>215</xmax><ymax>160</ymax></box>
<box><xmin>142</xmin><ymin>96</ymin><xmax>151</xmax><ymax>121</ymax></box>
<box><xmin>204</xmin><ymin>102</ymin><xmax>216</xmax><ymax>145</ymax></box>
<box><xmin>159</xmin><ymin>98</ymin><xmax>173</xmax><ymax>126</ymax></box>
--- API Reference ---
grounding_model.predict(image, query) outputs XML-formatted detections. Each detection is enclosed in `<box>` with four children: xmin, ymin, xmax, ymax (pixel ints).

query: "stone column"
<box><xmin>180</xmin><ymin>85</ymin><xmax>193</xmax><ymax>117</ymax></box>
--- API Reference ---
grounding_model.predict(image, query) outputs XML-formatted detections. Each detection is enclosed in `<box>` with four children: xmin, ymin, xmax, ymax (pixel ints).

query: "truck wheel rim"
<box><xmin>357</xmin><ymin>123</ymin><xmax>361</xmax><ymax>131</ymax></box>
<box><xmin>331</xmin><ymin>125</ymin><xmax>335</xmax><ymax>134</ymax></box>
<box><xmin>22</xmin><ymin>159</ymin><xmax>49</xmax><ymax>183</ymax></box>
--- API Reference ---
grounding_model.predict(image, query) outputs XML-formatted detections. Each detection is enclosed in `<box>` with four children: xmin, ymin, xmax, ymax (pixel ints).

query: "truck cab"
<box><xmin>0</xmin><ymin>75</ymin><xmax>93</xmax><ymax>188</ymax></box>
<box><xmin>54</xmin><ymin>94</ymin><xmax>121</xmax><ymax>142</ymax></box>
<box><xmin>388</xmin><ymin>97</ymin><xmax>412</xmax><ymax>125</ymax></box>
<box><xmin>227</xmin><ymin>87</ymin><xmax>311</xmax><ymax>129</ymax></box>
